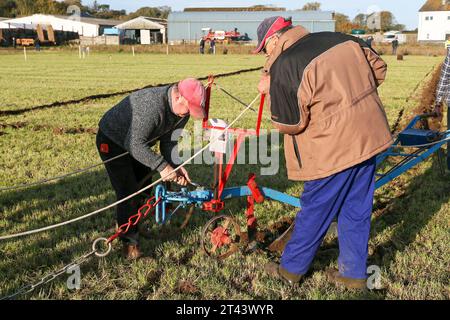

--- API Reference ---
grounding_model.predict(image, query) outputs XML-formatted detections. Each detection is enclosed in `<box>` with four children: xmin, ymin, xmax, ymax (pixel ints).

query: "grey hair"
<box><xmin>275</xmin><ymin>25</ymin><xmax>294</xmax><ymax>37</ymax></box>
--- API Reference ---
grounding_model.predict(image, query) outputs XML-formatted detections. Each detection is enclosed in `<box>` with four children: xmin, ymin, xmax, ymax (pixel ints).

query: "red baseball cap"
<box><xmin>178</xmin><ymin>78</ymin><xmax>206</xmax><ymax>119</ymax></box>
<box><xmin>254</xmin><ymin>16</ymin><xmax>293</xmax><ymax>54</ymax></box>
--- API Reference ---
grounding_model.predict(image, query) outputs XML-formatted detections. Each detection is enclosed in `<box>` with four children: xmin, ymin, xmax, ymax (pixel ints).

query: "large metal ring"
<box><xmin>92</xmin><ymin>237</ymin><xmax>112</xmax><ymax>257</ymax></box>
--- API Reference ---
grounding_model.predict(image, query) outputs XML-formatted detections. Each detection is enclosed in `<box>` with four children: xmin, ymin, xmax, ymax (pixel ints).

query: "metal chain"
<box><xmin>1</xmin><ymin>197</ymin><xmax>158</xmax><ymax>300</ymax></box>
<box><xmin>1</xmin><ymin>196</ymin><xmax>161</xmax><ymax>300</ymax></box>
<box><xmin>0</xmin><ymin>248</ymin><xmax>98</xmax><ymax>300</ymax></box>
<box><xmin>107</xmin><ymin>197</ymin><xmax>161</xmax><ymax>243</ymax></box>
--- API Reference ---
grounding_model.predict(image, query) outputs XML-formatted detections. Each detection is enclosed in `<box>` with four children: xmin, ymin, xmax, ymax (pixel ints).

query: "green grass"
<box><xmin>0</xmin><ymin>50</ymin><xmax>264</xmax><ymax>111</ymax></box>
<box><xmin>0</xmin><ymin>52</ymin><xmax>448</xmax><ymax>300</ymax></box>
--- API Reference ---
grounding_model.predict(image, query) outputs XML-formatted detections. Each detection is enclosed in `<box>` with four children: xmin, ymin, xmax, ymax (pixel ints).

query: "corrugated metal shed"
<box><xmin>168</xmin><ymin>10</ymin><xmax>335</xmax><ymax>42</ymax></box>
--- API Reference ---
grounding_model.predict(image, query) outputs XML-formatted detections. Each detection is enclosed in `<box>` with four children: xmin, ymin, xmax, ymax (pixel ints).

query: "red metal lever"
<box><xmin>247</xmin><ymin>173</ymin><xmax>264</xmax><ymax>203</ymax></box>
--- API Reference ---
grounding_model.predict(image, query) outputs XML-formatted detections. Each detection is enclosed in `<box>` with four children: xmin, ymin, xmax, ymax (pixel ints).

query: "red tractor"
<box><xmin>202</xmin><ymin>28</ymin><xmax>242</xmax><ymax>44</ymax></box>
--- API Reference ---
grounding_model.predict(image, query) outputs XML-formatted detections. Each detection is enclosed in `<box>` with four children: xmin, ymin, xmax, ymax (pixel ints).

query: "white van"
<box><xmin>383</xmin><ymin>31</ymin><xmax>407</xmax><ymax>44</ymax></box>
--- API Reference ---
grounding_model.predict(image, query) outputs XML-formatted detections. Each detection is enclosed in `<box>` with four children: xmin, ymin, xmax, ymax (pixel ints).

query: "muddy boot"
<box><xmin>326</xmin><ymin>268</ymin><xmax>367</xmax><ymax>290</ymax></box>
<box><xmin>122</xmin><ymin>243</ymin><xmax>143</xmax><ymax>260</ymax></box>
<box><xmin>264</xmin><ymin>262</ymin><xmax>303</xmax><ymax>285</ymax></box>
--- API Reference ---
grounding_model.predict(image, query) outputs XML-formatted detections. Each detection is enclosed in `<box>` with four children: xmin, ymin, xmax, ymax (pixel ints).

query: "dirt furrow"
<box><xmin>0</xmin><ymin>66</ymin><xmax>263</xmax><ymax>116</ymax></box>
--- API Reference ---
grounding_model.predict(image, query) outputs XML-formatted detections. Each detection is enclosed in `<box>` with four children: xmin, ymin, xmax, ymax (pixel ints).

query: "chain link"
<box><xmin>1</xmin><ymin>249</ymin><xmax>96</xmax><ymax>300</ymax></box>
<box><xmin>1</xmin><ymin>197</ymin><xmax>161</xmax><ymax>300</ymax></box>
<box><xmin>107</xmin><ymin>196</ymin><xmax>161</xmax><ymax>243</ymax></box>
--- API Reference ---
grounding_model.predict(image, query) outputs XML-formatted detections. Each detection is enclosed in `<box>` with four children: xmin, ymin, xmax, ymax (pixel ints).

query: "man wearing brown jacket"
<box><xmin>255</xmin><ymin>17</ymin><xmax>393</xmax><ymax>289</ymax></box>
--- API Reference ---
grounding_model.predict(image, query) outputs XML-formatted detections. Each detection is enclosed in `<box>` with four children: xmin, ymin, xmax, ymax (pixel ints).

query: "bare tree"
<box><xmin>353</xmin><ymin>13</ymin><xmax>367</xmax><ymax>27</ymax></box>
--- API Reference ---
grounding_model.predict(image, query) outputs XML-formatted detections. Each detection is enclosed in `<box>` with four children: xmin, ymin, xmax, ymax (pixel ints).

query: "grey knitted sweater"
<box><xmin>98</xmin><ymin>85</ymin><xmax>189</xmax><ymax>172</ymax></box>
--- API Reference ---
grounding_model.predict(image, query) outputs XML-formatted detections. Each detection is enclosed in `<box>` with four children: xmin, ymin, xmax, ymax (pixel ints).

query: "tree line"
<box><xmin>0</xmin><ymin>0</ymin><xmax>171</xmax><ymax>20</ymax></box>
<box><xmin>301</xmin><ymin>2</ymin><xmax>406</xmax><ymax>32</ymax></box>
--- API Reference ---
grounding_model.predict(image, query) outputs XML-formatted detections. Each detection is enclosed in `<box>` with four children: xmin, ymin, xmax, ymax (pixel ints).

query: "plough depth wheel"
<box><xmin>201</xmin><ymin>215</ymin><xmax>243</xmax><ymax>260</ymax></box>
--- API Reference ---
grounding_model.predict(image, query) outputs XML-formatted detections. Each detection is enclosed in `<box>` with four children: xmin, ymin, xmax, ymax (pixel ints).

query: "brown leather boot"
<box><xmin>326</xmin><ymin>268</ymin><xmax>367</xmax><ymax>290</ymax></box>
<box><xmin>122</xmin><ymin>243</ymin><xmax>143</xmax><ymax>260</ymax></box>
<box><xmin>264</xmin><ymin>262</ymin><xmax>303</xmax><ymax>285</ymax></box>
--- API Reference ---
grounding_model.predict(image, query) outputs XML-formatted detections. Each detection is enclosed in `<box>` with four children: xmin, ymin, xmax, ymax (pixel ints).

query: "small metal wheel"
<box><xmin>200</xmin><ymin>215</ymin><xmax>243</xmax><ymax>260</ymax></box>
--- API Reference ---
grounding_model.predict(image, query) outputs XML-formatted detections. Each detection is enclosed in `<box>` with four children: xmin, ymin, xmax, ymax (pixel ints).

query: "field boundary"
<box><xmin>0</xmin><ymin>66</ymin><xmax>263</xmax><ymax>116</ymax></box>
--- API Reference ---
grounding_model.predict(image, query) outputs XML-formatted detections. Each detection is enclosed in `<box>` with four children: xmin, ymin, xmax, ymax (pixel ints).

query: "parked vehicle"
<box><xmin>383</xmin><ymin>31</ymin><xmax>407</xmax><ymax>44</ymax></box>
<box><xmin>201</xmin><ymin>27</ymin><xmax>249</xmax><ymax>43</ymax></box>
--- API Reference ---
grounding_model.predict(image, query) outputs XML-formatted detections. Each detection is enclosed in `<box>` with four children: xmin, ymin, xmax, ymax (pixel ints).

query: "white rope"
<box><xmin>0</xmin><ymin>94</ymin><xmax>260</xmax><ymax>241</ymax></box>
<box><xmin>0</xmin><ymin>116</ymin><xmax>187</xmax><ymax>192</ymax></box>
<box><xmin>0</xmin><ymin>152</ymin><xmax>129</xmax><ymax>192</ymax></box>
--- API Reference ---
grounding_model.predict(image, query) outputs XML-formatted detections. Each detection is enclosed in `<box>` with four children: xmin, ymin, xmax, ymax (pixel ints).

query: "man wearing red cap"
<box><xmin>255</xmin><ymin>16</ymin><xmax>393</xmax><ymax>290</ymax></box>
<box><xmin>96</xmin><ymin>78</ymin><xmax>206</xmax><ymax>259</ymax></box>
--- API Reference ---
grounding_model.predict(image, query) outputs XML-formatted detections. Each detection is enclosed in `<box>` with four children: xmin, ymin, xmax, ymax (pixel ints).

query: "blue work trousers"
<box><xmin>281</xmin><ymin>156</ymin><xmax>376</xmax><ymax>279</ymax></box>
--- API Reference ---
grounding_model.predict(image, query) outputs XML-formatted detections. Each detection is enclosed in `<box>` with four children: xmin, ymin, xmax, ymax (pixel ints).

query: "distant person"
<box><xmin>35</xmin><ymin>38</ymin><xmax>41</xmax><ymax>52</ymax></box>
<box><xmin>12</xmin><ymin>37</ymin><xmax>16</xmax><ymax>49</ymax></box>
<box><xmin>392</xmin><ymin>37</ymin><xmax>399</xmax><ymax>55</ymax></box>
<box><xmin>209</xmin><ymin>38</ymin><xmax>216</xmax><ymax>54</ymax></box>
<box><xmin>366</xmin><ymin>36</ymin><xmax>374</xmax><ymax>48</ymax></box>
<box><xmin>199</xmin><ymin>38</ymin><xmax>205</xmax><ymax>54</ymax></box>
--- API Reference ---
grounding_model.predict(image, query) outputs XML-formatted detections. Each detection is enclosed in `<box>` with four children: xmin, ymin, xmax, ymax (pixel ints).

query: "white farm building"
<box><xmin>418</xmin><ymin>0</ymin><xmax>450</xmax><ymax>42</ymax></box>
<box><xmin>0</xmin><ymin>14</ymin><xmax>121</xmax><ymax>37</ymax></box>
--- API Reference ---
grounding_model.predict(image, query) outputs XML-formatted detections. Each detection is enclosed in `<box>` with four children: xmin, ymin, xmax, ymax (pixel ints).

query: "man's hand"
<box><xmin>434</xmin><ymin>101</ymin><xmax>443</xmax><ymax>122</ymax></box>
<box><xmin>258</xmin><ymin>75</ymin><xmax>270</xmax><ymax>95</ymax></box>
<box><xmin>176</xmin><ymin>167</ymin><xmax>191</xmax><ymax>186</ymax></box>
<box><xmin>159</xmin><ymin>164</ymin><xmax>177</xmax><ymax>182</ymax></box>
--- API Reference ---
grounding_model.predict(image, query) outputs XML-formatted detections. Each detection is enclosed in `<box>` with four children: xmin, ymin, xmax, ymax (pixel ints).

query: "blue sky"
<box><xmin>84</xmin><ymin>0</ymin><xmax>426</xmax><ymax>30</ymax></box>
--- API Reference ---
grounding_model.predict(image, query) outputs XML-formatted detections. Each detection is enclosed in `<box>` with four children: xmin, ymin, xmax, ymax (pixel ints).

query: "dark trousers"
<box><xmin>281</xmin><ymin>156</ymin><xmax>376</xmax><ymax>279</ymax></box>
<box><xmin>96</xmin><ymin>130</ymin><xmax>154</xmax><ymax>244</ymax></box>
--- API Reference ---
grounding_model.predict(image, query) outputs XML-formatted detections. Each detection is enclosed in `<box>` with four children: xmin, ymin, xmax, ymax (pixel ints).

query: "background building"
<box><xmin>115</xmin><ymin>16</ymin><xmax>167</xmax><ymax>44</ymax></box>
<box><xmin>418</xmin><ymin>0</ymin><xmax>450</xmax><ymax>42</ymax></box>
<box><xmin>168</xmin><ymin>8</ymin><xmax>335</xmax><ymax>43</ymax></box>
<box><xmin>0</xmin><ymin>14</ymin><xmax>121</xmax><ymax>37</ymax></box>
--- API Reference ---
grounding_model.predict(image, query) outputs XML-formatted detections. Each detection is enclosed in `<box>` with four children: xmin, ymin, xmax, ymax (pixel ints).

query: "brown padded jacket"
<box><xmin>265</xmin><ymin>27</ymin><xmax>393</xmax><ymax>181</ymax></box>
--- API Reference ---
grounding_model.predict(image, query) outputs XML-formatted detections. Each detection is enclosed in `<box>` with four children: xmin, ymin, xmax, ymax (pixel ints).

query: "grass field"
<box><xmin>0</xmin><ymin>51</ymin><xmax>448</xmax><ymax>300</ymax></box>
